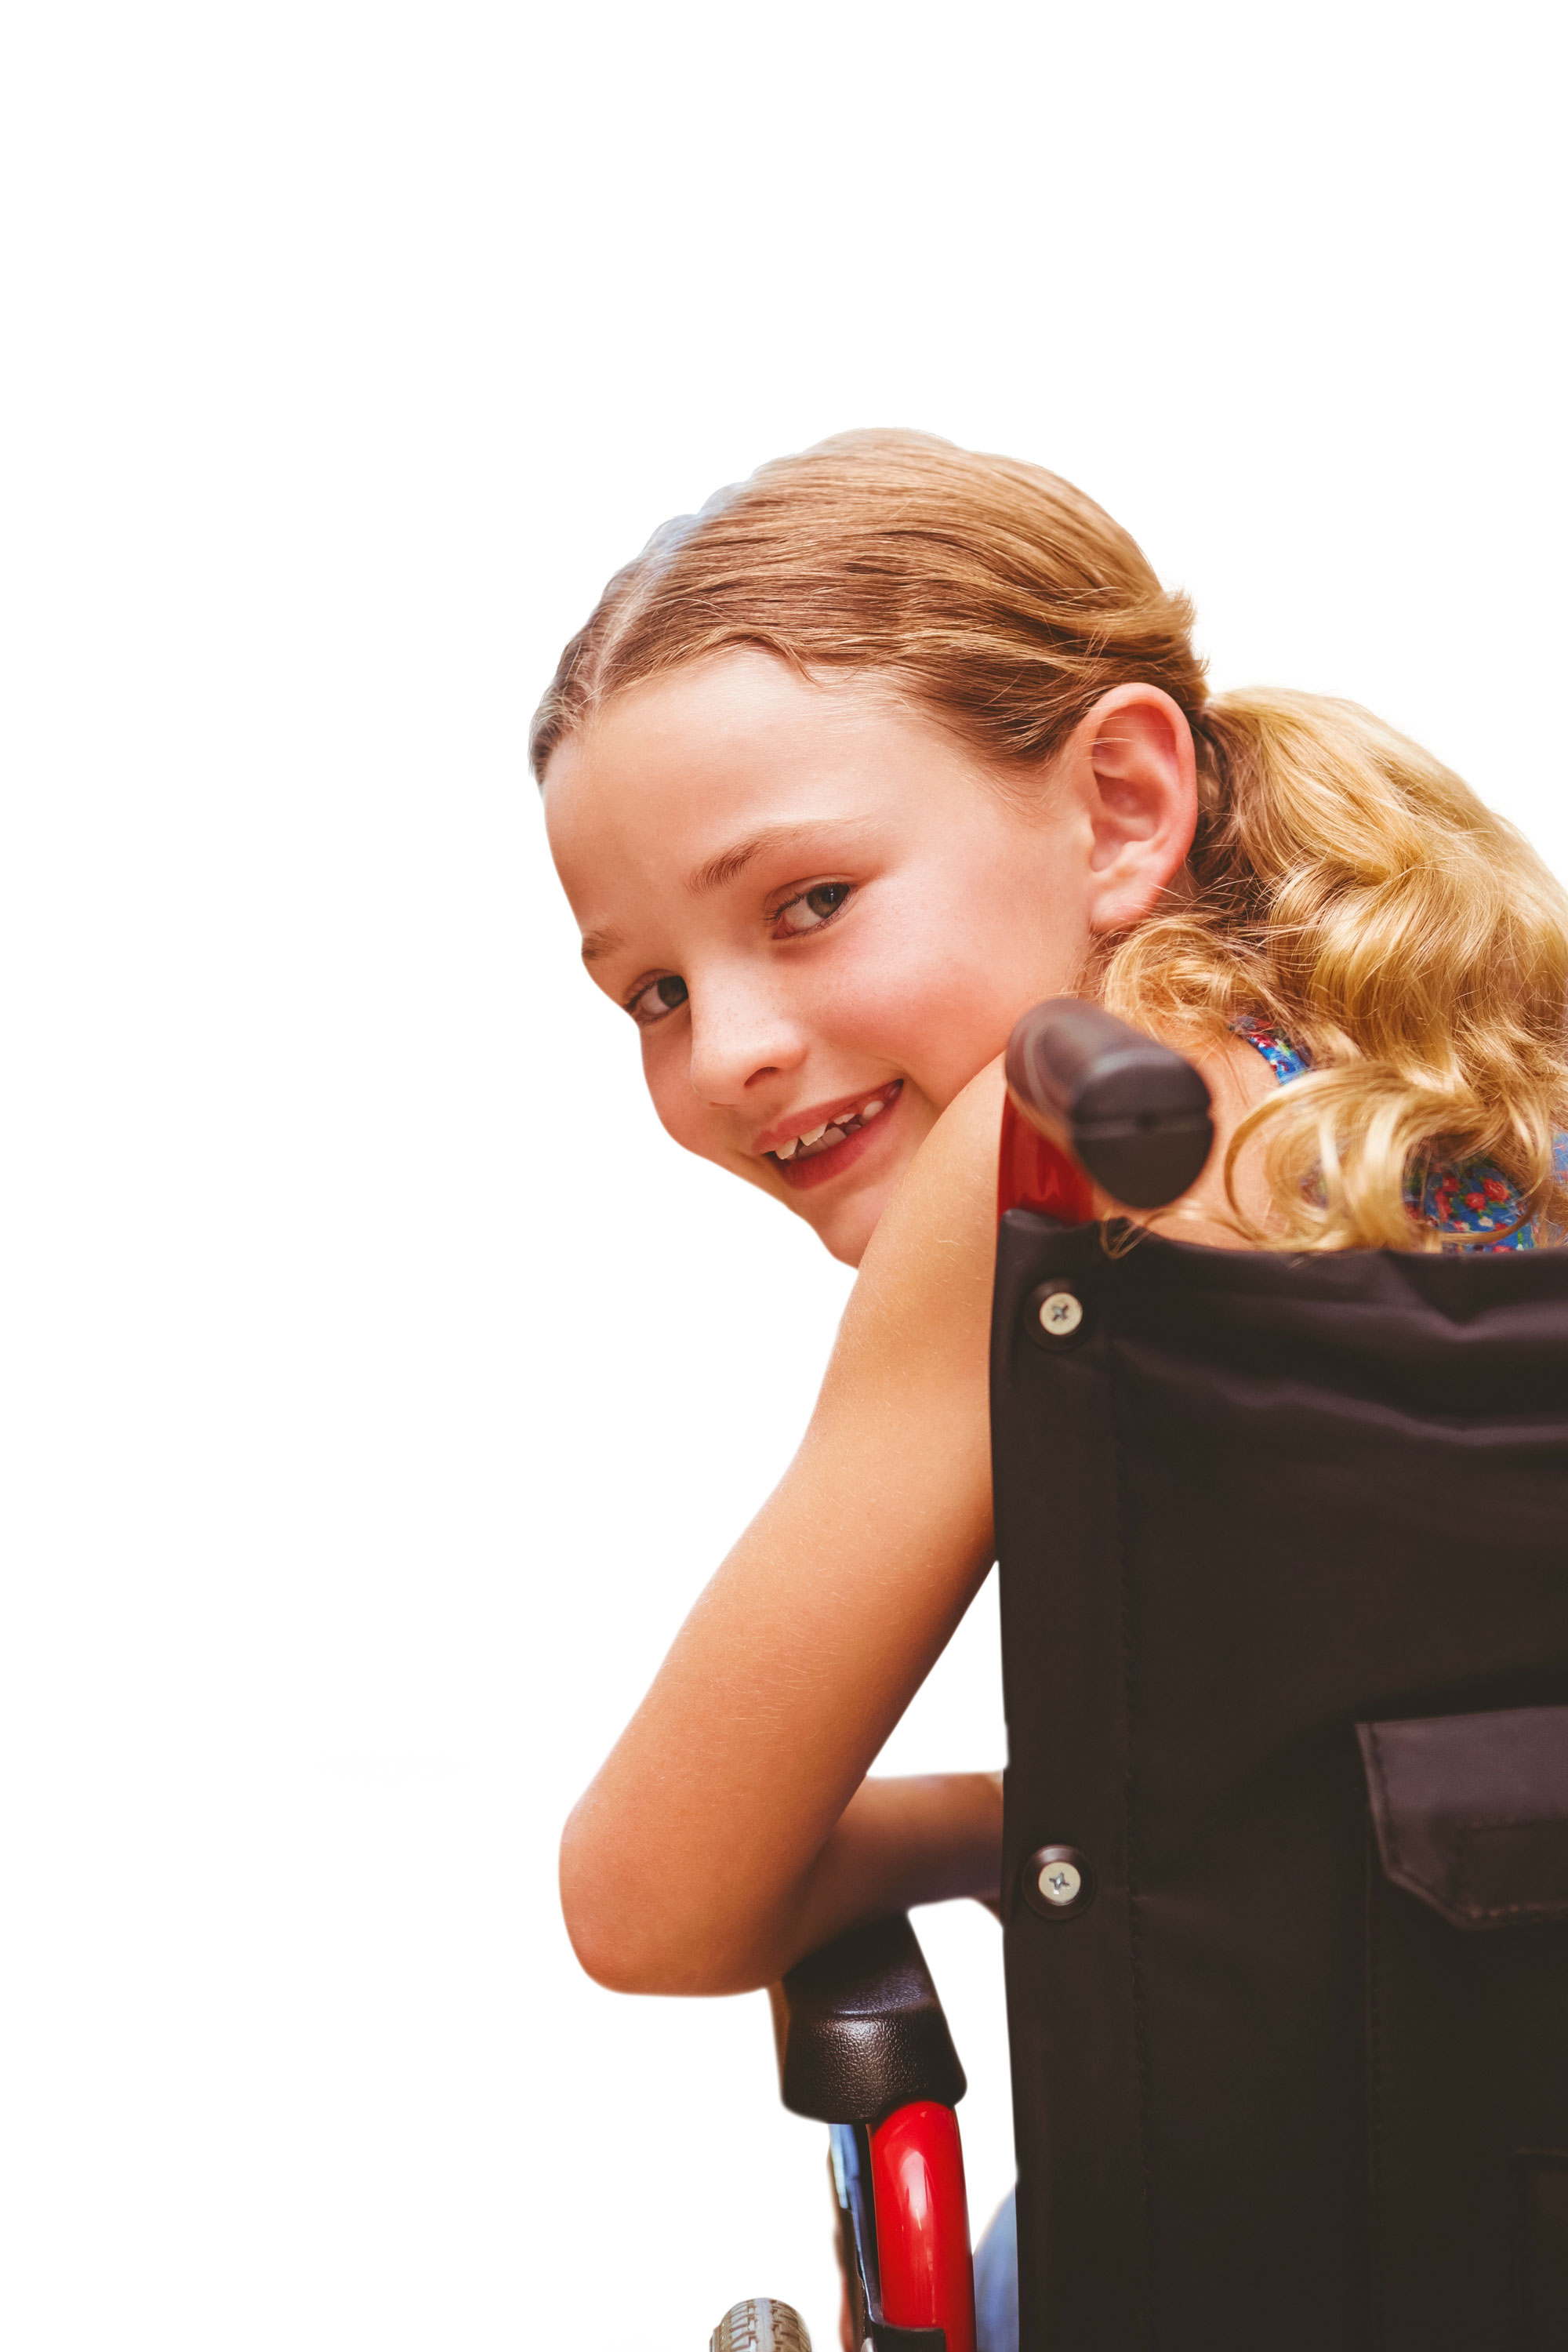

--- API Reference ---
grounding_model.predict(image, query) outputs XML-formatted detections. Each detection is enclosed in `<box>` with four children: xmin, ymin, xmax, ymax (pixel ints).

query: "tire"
<box><xmin>709</xmin><ymin>2296</ymin><xmax>812</xmax><ymax>2352</ymax></box>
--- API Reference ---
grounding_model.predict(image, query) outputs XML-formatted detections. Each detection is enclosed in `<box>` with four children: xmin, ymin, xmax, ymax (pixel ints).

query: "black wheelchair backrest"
<box><xmin>992</xmin><ymin>1202</ymin><xmax>1568</xmax><ymax>2352</ymax></box>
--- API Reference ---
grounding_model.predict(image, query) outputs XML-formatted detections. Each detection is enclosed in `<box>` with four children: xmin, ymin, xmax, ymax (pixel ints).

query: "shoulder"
<box><xmin>862</xmin><ymin>1060</ymin><xmax>1004</xmax><ymax>1289</ymax></box>
<box><xmin>822</xmin><ymin>1062</ymin><xmax>1004</xmax><ymax>1393</ymax></box>
<box><xmin>792</xmin><ymin>1061</ymin><xmax>1001</xmax><ymax>1561</ymax></box>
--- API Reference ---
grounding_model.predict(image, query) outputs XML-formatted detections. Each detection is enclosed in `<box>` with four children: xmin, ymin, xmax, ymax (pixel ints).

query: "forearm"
<box><xmin>774</xmin><ymin>1770</ymin><xmax>1004</xmax><ymax>1979</ymax></box>
<box><xmin>562</xmin><ymin>1769</ymin><xmax>1004</xmax><ymax>1995</ymax></box>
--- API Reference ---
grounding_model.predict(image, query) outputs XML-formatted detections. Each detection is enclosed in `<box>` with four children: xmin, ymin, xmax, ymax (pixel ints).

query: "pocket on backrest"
<box><xmin>1356</xmin><ymin>1705</ymin><xmax>1568</xmax><ymax>2350</ymax></box>
<box><xmin>1516</xmin><ymin>2153</ymin><xmax>1568</xmax><ymax>2352</ymax></box>
<box><xmin>1359</xmin><ymin>1707</ymin><xmax>1568</xmax><ymax>1929</ymax></box>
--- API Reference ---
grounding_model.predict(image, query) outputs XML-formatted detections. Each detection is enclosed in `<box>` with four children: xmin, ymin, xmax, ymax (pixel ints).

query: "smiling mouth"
<box><xmin>766</xmin><ymin>1081</ymin><xmax>904</xmax><ymax>1178</ymax></box>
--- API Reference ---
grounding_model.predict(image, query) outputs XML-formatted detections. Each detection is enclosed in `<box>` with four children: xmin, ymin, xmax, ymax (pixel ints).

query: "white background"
<box><xmin>2</xmin><ymin>2</ymin><xmax>1563</xmax><ymax>2345</ymax></box>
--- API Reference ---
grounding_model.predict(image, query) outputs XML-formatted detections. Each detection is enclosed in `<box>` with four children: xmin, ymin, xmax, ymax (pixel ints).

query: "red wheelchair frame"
<box><xmin>831</xmin><ymin>2096</ymin><xmax>975</xmax><ymax>2352</ymax></box>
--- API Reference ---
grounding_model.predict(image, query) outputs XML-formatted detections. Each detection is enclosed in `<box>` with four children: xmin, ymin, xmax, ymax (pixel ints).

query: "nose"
<box><xmin>685</xmin><ymin>965</ymin><xmax>808</xmax><ymax>1106</ymax></box>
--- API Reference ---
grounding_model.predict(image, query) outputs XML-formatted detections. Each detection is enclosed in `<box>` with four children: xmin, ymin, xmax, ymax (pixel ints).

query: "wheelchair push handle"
<box><xmin>767</xmin><ymin>1916</ymin><xmax>975</xmax><ymax>2352</ymax></box>
<box><xmin>771</xmin><ymin>1912</ymin><xmax>965</xmax><ymax>2125</ymax></box>
<box><xmin>1001</xmin><ymin>996</ymin><xmax>1214</xmax><ymax>1220</ymax></box>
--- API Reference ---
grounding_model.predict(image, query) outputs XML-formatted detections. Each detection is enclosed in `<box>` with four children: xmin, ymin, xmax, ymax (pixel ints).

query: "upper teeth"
<box><xmin>771</xmin><ymin>1090</ymin><xmax>894</xmax><ymax>1163</ymax></box>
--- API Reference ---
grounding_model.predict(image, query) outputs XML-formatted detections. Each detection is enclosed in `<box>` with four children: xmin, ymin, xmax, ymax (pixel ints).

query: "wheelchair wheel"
<box><xmin>709</xmin><ymin>2296</ymin><xmax>811</xmax><ymax>2352</ymax></box>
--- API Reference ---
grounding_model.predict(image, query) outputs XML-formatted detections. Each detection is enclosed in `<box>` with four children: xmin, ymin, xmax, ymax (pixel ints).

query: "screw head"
<box><xmin>1022</xmin><ymin>1842</ymin><xmax>1096</xmax><ymax>1920</ymax></box>
<box><xmin>1025</xmin><ymin>1282</ymin><xmax>1089</xmax><ymax>1349</ymax></box>
<box><xmin>1038</xmin><ymin>1290</ymin><xmax>1083</xmax><ymax>1336</ymax></box>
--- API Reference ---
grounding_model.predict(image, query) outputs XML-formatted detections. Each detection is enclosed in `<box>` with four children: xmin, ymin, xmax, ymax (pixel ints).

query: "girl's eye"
<box><xmin>628</xmin><ymin>973</ymin><xmax>688</xmax><ymax>1026</ymax></box>
<box><xmin>776</xmin><ymin>882</ymin><xmax>853</xmax><ymax>936</ymax></box>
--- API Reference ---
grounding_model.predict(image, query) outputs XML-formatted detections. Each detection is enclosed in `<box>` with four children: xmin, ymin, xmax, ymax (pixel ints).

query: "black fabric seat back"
<box><xmin>990</xmin><ymin>1213</ymin><xmax>1568</xmax><ymax>2352</ymax></box>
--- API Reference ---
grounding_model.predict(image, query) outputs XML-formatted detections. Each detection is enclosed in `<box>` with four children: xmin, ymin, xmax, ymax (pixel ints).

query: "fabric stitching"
<box><xmin>1456</xmin><ymin>1814</ymin><xmax>1568</xmax><ymax>1918</ymax></box>
<box><xmin>1108</xmin><ymin>1272</ymin><xmax>1156</xmax><ymax>2350</ymax></box>
<box><xmin>1365</xmin><ymin>1827</ymin><xmax>1390</xmax><ymax>2352</ymax></box>
<box><xmin>1450</xmin><ymin>1813</ymin><xmax>1568</xmax><ymax>1835</ymax></box>
<box><xmin>1372</xmin><ymin>1782</ymin><xmax>1568</xmax><ymax>1918</ymax></box>
<box><xmin>1363</xmin><ymin>1724</ymin><xmax>1403</xmax><ymax>1877</ymax></box>
<box><xmin>1445</xmin><ymin>1875</ymin><xmax>1568</xmax><ymax>1921</ymax></box>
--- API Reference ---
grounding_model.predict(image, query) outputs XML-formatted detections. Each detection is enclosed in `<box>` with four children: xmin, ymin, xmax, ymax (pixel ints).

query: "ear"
<box><xmin>1065</xmin><ymin>684</ymin><xmax>1198</xmax><ymax>935</ymax></box>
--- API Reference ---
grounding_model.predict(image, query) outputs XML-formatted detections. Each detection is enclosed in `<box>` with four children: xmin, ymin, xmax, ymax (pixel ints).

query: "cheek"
<box><xmin>639</xmin><ymin>1035</ymin><xmax>757</xmax><ymax>1175</ymax></box>
<box><xmin>640</xmin><ymin>1039</ymin><xmax>702</xmax><ymax>1151</ymax></box>
<box><xmin>832</xmin><ymin>922</ymin><xmax>1030</xmax><ymax>1104</ymax></box>
<box><xmin>893</xmin><ymin>860</ymin><xmax>1087</xmax><ymax>1091</ymax></box>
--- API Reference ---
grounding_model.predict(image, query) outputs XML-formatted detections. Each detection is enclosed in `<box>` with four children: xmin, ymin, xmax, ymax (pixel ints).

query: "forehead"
<box><xmin>542</xmin><ymin>650</ymin><xmax>928</xmax><ymax>883</ymax></box>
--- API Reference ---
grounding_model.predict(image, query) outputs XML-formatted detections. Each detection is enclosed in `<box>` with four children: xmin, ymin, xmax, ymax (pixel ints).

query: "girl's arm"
<box><xmin>560</xmin><ymin>1064</ymin><xmax>1006</xmax><ymax>1996</ymax></box>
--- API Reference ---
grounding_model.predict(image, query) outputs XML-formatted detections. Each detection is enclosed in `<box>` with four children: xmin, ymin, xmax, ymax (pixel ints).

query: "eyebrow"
<box><xmin>687</xmin><ymin>819</ymin><xmax>872</xmax><ymax>897</ymax></box>
<box><xmin>580</xmin><ymin>929</ymin><xmax>623</xmax><ymax>966</ymax></box>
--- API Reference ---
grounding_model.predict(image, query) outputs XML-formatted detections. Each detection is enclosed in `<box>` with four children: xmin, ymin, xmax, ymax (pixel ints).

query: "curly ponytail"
<box><xmin>1094</xmin><ymin>691</ymin><xmax>1568</xmax><ymax>1247</ymax></box>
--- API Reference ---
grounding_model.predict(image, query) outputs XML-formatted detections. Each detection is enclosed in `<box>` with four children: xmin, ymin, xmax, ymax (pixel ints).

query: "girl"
<box><xmin>535</xmin><ymin>432</ymin><xmax>1568</xmax><ymax>2292</ymax></box>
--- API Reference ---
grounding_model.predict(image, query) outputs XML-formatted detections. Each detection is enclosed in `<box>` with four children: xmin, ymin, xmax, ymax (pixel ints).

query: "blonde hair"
<box><xmin>532</xmin><ymin>430</ymin><xmax>1568</xmax><ymax>1250</ymax></box>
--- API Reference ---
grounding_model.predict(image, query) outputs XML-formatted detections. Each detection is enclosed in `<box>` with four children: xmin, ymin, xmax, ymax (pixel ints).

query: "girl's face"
<box><xmin>544</xmin><ymin>652</ymin><xmax>1134</xmax><ymax>1265</ymax></box>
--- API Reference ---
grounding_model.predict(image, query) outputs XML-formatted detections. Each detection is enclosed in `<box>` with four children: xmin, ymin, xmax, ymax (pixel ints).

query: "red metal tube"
<box><xmin>997</xmin><ymin>1091</ymin><xmax>1094</xmax><ymax>1225</ymax></box>
<box><xmin>869</xmin><ymin>2100</ymin><xmax>975</xmax><ymax>2352</ymax></box>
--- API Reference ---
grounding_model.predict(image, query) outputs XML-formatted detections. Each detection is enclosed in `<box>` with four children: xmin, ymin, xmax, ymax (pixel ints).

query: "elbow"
<box><xmin>559</xmin><ymin>1860</ymin><xmax>669</xmax><ymax>1996</ymax></box>
<box><xmin>558</xmin><ymin>1794</ymin><xmax>768</xmax><ymax>1997</ymax></box>
<box><xmin>558</xmin><ymin>1792</ymin><xmax>643</xmax><ymax>1989</ymax></box>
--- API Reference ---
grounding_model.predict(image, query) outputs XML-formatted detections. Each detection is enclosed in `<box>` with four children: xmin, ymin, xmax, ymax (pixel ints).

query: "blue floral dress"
<box><xmin>1240</xmin><ymin>1024</ymin><xmax>1560</xmax><ymax>1251</ymax></box>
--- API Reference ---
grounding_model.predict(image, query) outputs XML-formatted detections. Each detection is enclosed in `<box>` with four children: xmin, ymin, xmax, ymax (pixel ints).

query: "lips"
<box><xmin>761</xmin><ymin>1081</ymin><xmax>904</xmax><ymax>1191</ymax></box>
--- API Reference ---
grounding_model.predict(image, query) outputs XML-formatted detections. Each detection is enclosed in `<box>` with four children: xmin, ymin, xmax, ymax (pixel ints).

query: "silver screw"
<box><xmin>1039</xmin><ymin>1858</ymin><xmax>1083</xmax><ymax>1907</ymax></box>
<box><xmin>1037</xmin><ymin>1290</ymin><xmax>1083</xmax><ymax>1338</ymax></box>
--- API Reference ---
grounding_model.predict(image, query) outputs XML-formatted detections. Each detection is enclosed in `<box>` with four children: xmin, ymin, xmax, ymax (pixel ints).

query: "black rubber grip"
<box><xmin>771</xmin><ymin>1914</ymin><xmax>966</xmax><ymax>2125</ymax></box>
<box><xmin>1004</xmin><ymin>996</ymin><xmax>1214</xmax><ymax>1210</ymax></box>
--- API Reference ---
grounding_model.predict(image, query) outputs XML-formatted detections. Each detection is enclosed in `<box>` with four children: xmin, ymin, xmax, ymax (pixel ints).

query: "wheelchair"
<box><xmin>710</xmin><ymin>1000</ymin><xmax>1568</xmax><ymax>2352</ymax></box>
